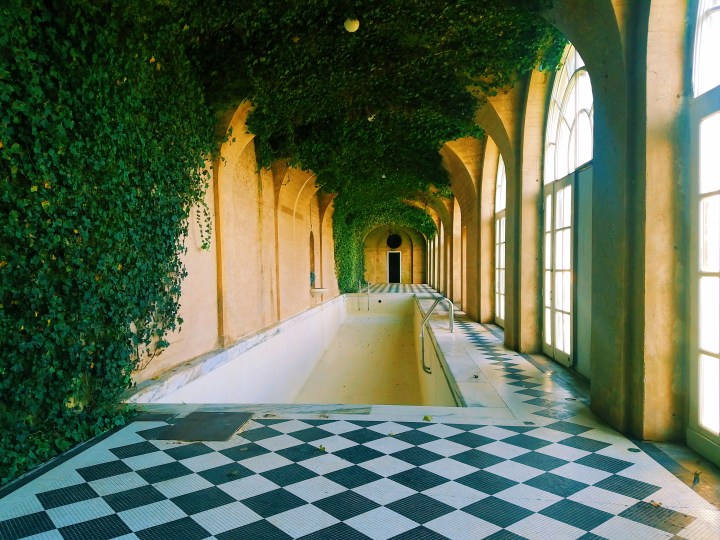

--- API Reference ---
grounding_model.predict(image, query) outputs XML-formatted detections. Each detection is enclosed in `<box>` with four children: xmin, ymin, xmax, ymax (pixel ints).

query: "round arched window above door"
<box><xmin>386</xmin><ymin>234</ymin><xmax>402</xmax><ymax>249</ymax></box>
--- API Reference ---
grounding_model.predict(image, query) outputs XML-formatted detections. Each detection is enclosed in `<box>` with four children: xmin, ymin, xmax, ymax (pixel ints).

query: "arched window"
<box><xmin>542</xmin><ymin>44</ymin><xmax>593</xmax><ymax>366</ymax></box>
<box><xmin>691</xmin><ymin>0</ymin><xmax>720</xmax><ymax>450</ymax></box>
<box><xmin>494</xmin><ymin>155</ymin><xmax>507</xmax><ymax>326</ymax></box>
<box><xmin>309</xmin><ymin>231</ymin><xmax>316</xmax><ymax>287</ymax></box>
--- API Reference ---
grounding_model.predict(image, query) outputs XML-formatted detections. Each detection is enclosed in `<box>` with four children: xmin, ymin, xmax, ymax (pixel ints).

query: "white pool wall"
<box><xmin>131</xmin><ymin>295</ymin><xmax>347</xmax><ymax>404</ymax></box>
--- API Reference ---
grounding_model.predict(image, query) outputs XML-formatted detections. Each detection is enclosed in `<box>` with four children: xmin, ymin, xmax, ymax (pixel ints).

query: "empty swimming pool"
<box><xmin>131</xmin><ymin>294</ymin><xmax>457</xmax><ymax>406</ymax></box>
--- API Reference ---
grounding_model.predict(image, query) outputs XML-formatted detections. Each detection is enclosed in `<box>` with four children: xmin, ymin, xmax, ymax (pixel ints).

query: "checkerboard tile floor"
<box><xmin>2</xmin><ymin>413</ymin><xmax>719</xmax><ymax>539</ymax></box>
<box><xmin>2</xmin><ymin>301</ymin><xmax>719</xmax><ymax>539</ymax></box>
<box><xmin>368</xmin><ymin>284</ymin><xmax>434</xmax><ymax>294</ymax></box>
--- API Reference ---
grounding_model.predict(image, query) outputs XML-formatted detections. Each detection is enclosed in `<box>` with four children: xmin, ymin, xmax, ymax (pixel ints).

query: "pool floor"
<box><xmin>294</xmin><ymin>300</ymin><xmax>422</xmax><ymax>405</ymax></box>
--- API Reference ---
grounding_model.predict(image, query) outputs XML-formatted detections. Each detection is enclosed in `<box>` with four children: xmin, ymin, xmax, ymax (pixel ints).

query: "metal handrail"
<box><xmin>420</xmin><ymin>295</ymin><xmax>454</xmax><ymax>374</ymax></box>
<box><xmin>357</xmin><ymin>279</ymin><xmax>371</xmax><ymax>310</ymax></box>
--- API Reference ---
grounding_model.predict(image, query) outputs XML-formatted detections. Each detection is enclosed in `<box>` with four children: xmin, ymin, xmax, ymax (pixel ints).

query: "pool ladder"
<box><xmin>420</xmin><ymin>295</ymin><xmax>454</xmax><ymax>374</ymax></box>
<box><xmin>357</xmin><ymin>280</ymin><xmax>370</xmax><ymax>310</ymax></box>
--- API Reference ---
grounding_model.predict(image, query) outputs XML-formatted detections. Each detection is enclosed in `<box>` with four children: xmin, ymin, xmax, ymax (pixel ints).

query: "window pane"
<box><xmin>556</xmin><ymin>230</ymin><xmax>564</xmax><ymax>269</ymax></box>
<box><xmin>545</xmin><ymin>271</ymin><xmax>552</xmax><ymax>307</ymax></box>
<box><xmin>701</xmin><ymin>195</ymin><xmax>720</xmax><ymax>272</ymax></box>
<box><xmin>555</xmin><ymin>311</ymin><xmax>564</xmax><ymax>352</ymax></box>
<box><xmin>577</xmin><ymin>112</ymin><xmax>593</xmax><ymax>166</ymax></box>
<box><xmin>563</xmin><ymin>186</ymin><xmax>572</xmax><ymax>227</ymax></box>
<box><xmin>555</xmin><ymin>271</ymin><xmax>563</xmax><ymax>312</ymax></box>
<box><xmin>563</xmin><ymin>313</ymin><xmax>571</xmax><ymax>354</ymax></box>
<box><xmin>700</xmin><ymin>354</ymin><xmax>720</xmax><ymax>434</ymax></box>
<box><xmin>563</xmin><ymin>228</ymin><xmax>572</xmax><ymax>270</ymax></box>
<box><xmin>545</xmin><ymin>195</ymin><xmax>553</xmax><ymax>231</ymax></box>
<box><xmin>696</xmin><ymin>6</ymin><xmax>720</xmax><ymax>96</ymax></box>
<box><xmin>556</xmin><ymin>188</ymin><xmax>564</xmax><ymax>228</ymax></box>
<box><xmin>545</xmin><ymin>309</ymin><xmax>552</xmax><ymax>345</ymax></box>
<box><xmin>700</xmin><ymin>113</ymin><xmax>720</xmax><ymax>194</ymax></box>
<box><xmin>700</xmin><ymin>276</ymin><xmax>720</xmax><ymax>354</ymax></box>
<box><xmin>563</xmin><ymin>271</ymin><xmax>571</xmax><ymax>312</ymax></box>
<box><xmin>545</xmin><ymin>233</ymin><xmax>552</xmax><ymax>268</ymax></box>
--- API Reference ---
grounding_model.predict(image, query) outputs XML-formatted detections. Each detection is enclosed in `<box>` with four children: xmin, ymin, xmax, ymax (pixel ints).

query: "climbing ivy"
<box><xmin>0</xmin><ymin>0</ymin><xmax>215</xmax><ymax>483</ymax></box>
<box><xmin>0</xmin><ymin>0</ymin><xmax>562</xmax><ymax>483</ymax></box>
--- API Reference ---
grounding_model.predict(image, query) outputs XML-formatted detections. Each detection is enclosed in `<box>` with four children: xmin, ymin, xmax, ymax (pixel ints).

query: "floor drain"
<box><xmin>628</xmin><ymin>448</ymin><xmax>641</xmax><ymax>453</ymax></box>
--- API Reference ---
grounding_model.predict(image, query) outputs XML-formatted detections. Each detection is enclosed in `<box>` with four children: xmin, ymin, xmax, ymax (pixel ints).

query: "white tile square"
<box><xmin>507</xmin><ymin>513</ymin><xmax>586</xmax><ymax>540</ymax></box>
<box><xmin>191</xmin><ymin>501</ymin><xmax>262</xmax><ymax>535</ymax></box>
<box><xmin>153</xmin><ymin>474</ymin><xmax>214</xmax><ymax>499</ymax></box>
<box><xmin>268</xmin><ymin>420</ymin><xmax>313</xmax><ymax>434</ymax></box>
<box><xmin>675</xmin><ymin>517</ymin><xmax>720</xmax><ymax>540</ymax></box>
<box><xmin>536</xmin><ymin>443</ymin><xmax>591</xmax><ymax>462</ymax></box>
<box><xmin>422</xmin><ymin>481</ymin><xmax>489</xmax><ymax>508</ymax></box>
<box><xmin>47</xmin><ymin>498</ymin><xmax>114</xmax><ymax>527</ymax></box>
<box><xmin>255</xmin><ymin>434</ymin><xmax>305</xmax><ymax>452</ymax></box>
<box><xmin>319</xmin><ymin>421</ymin><xmax>364</xmax><ymax>435</ymax></box>
<box><xmin>23</xmin><ymin>529</ymin><xmax>65</xmax><ymax>539</ymax></box>
<box><xmin>345</xmin><ymin>506</ymin><xmax>417</xmax><ymax>540</ymax></box>
<box><xmin>218</xmin><ymin>474</ymin><xmax>278</xmax><ymax>500</ymax></box>
<box><xmin>285</xmin><ymin>476</ymin><xmax>347</xmax><ymax>503</ymax></box>
<box><xmin>359</xmin><ymin>455</ymin><xmax>414</xmax><ymax>477</ymax></box>
<box><xmin>179</xmin><ymin>451</ymin><xmax>234</xmax><ymax>473</ymax></box>
<box><xmin>122</xmin><ymin>451</ymin><xmax>175</xmax><ymax>471</ymax></box>
<box><xmin>299</xmin><ymin>453</ymin><xmax>352</xmax><ymax>476</ymax></box>
<box><xmin>418</xmin><ymin>439</ymin><xmax>470</xmax><ymax>457</ymax></box>
<box><xmin>591</xmin><ymin>516</ymin><xmax>673</xmax><ymax>540</ymax></box>
<box><xmin>118</xmin><ymin>500</ymin><xmax>186</xmax><ymax>531</ymax></box>
<box><xmin>494</xmin><ymin>483</ymin><xmax>563</xmax><ymax>512</ymax></box>
<box><xmin>418</xmin><ymin>424</ymin><xmax>464</xmax><ymax>438</ymax></box>
<box><xmin>484</xmin><ymin>460</ymin><xmax>544</xmax><ymax>482</ymax></box>
<box><xmin>313</xmin><ymin>435</ymin><xmax>357</xmax><ymax>453</ymax></box>
<box><xmin>477</xmin><ymin>440</ymin><xmax>530</xmax><ymax>459</ymax></box>
<box><xmin>420</xmin><ymin>458</ymin><xmax>477</xmax><ymax>480</ymax></box>
<box><xmin>469</xmin><ymin>426</ymin><xmax>518</xmax><ymax>440</ymax></box>
<box><xmin>425</xmin><ymin>509</ymin><xmax>501</xmax><ymax>540</ymax></box>
<box><xmin>352</xmin><ymin>478</ymin><xmax>416</xmax><ymax>505</ymax></box>
<box><xmin>364</xmin><ymin>437</ymin><xmax>413</xmax><ymax>454</ymax></box>
<box><xmin>522</xmin><ymin>427</ymin><xmax>575</xmax><ymax>443</ymax></box>
<box><xmin>568</xmin><ymin>485</ymin><xmax>637</xmax><ymax>514</ymax></box>
<box><xmin>0</xmin><ymin>496</ymin><xmax>45</xmax><ymax>521</ymax></box>
<box><xmin>240</xmin><ymin>453</ymin><xmax>293</xmax><ymax>474</ymax></box>
<box><xmin>552</xmin><ymin>462</ymin><xmax>613</xmax><ymax>485</ymax></box>
<box><xmin>88</xmin><ymin>472</ymin><xmax>148</xmax><ymax>496</ymax></box>
<box><xmin>368</xmin><ymin>422</ymin><xmax>413</xmax><ymax>436</ymax></box>
<box><xmin>268</xmin><ymin>504</ymin><xmax>339</xmax><ymax>537</ymax></box>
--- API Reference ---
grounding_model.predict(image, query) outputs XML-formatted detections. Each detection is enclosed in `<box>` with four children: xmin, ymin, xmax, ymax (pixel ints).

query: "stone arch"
<box><xmin>363</xmin><ymin>225</ymin><xmax>426</xmax><ymax>284</ymax></box>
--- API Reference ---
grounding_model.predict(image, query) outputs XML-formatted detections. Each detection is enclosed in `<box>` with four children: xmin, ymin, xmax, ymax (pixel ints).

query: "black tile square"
<box><xmin>503</xmin><ymin>374</ymin><xmax>532</xmax><ymax>381</ymax></box>
<box><xmin>59</xmin><ymin>514</ymin><xmax>132</xmax><ymax>540</ymax></box>
<box><xmin>389</xmin><ymin>468</ymin><xmax>448</xmax><ymax>492</ymax></box>
<box><xmin>540</xmin><ymin>499</ymin><xmax>614</xmax><ymax>530</ymax></box>
<box><xmin>216</xmin><ymin>520</ymin><xmax>292</xmax><ymax>540</ymax></box>
<box><xmin>512</xmin><ymin>451</ymin><xmax>567</xmax><ymax>471</ymax></box>
<box><xmin>136</xmin><ymin>516</ymin><xmax>210</xmax><ymax>540</ymax></box>
<box><xmin>314</xmin><ymin>491</ymin><xmax>380</xmax><ymax>520</ymax></box>
<box><xmin>398</xmin><ymin>422</ymin><xmax>434</xmax><ymax>430</ymax></box>
<box><xmin>136</xmin><ymin>426</ymin><xmax>169</xmax><ymax>440</ymax></box>
<box><xmin>103</xmin><ymin>485</ymin><xmax>166</xmax><ymax>512</ymax></box>
<box><xmin>451</xmin><ymin>449</ymin><xmax>505</xmax><ymax>469</ymax></box>
<box><xmin>326</xmin><ymin>466</ymin><xmax>383</xmax><ymax>489</ymax></box>
<box><xmin>335</xmin><ymin>445</ymin><xmax>384</xmax><ymax>464</ymax></box>
<box><xmin>501</xmin><ymin>367</ymin><xmax>525</xmax><ymax>374</ymax></box>
<box><xmin>524</xmin><ymin>397</ymin><xmax>565</xmax><ymax>408</ymax></box>
<box><xmin>545</xmin><ymin>421</ymin><xmax>593</xmax><ymax>435</ymax></box>
<box><xmin>198</xmin><ymin>463</ymin><xmax>254</xmax><ymax>485</ymax></box>
<box><xmin>502</xmin><ymin>426</ymin><xmax>536</xmax><ymax>434</ymax></box>
<box><xmin>164</xmin><ymin>443</ymin><xmax>215</xmax><ymax>461</ymax></box>
<box><xmin>290</xmin><ymin>427</ymin><xmax>338</xmax><ymax>443</ymax></box>
<box><xmin>277</xmin><ymin>443</ymin><xmax>326</xmax><ymax>463</ymax></box>
<box><xmin>136</xmin><ymin>461</ymin><xmax>193</xmax><ymax>484</ymax></box>
<box><xmin>515</xmin><ymin>389</ymin><xmax>552</xmax><ymax>398</ymax></box>
<box><xmin>619</xmin><ymin>501</ymin><xmax>695</xmax><ymax>534</ymax></box>
<box><xmin>158</xmin><ymin>412</ymin><xmax>252</xmax><ymax>442</ymax></box>
<box><xmin>239</xmin><ymin>426</ymin><xmax>283</xmax><ymax>442</ymax></box>
<box><xmin>483</xmin><ymin>530</ymin><xmax>532</xmax><ymax>540</ymax></box>
<box><xmin>341</xmin><ymin>428</ymin><xmax>386</xmax><ymax>445</ymax></box>
<box><xmin>220</xmin><ymin>442</ymin><xmax>271</xmax><ymax>461</ymax></box>
<box><xmin>534</xmin><ymin>408</ymin><xmax>576</xmax><ymax>420</ymax></box>
<box><xmin>525</xmin><ymin>472</ymin><xmax>588</xmax><ymax>497</ymax></box>
<box><xmin>36</xmin><ymin>482</ymin><xmax>98</xmax><ymax>510</ymax></box>
<box><xmin>110</xmin><ymin>441</ymin><xmax>160</xmax><ymax>459</ymax></box>
<box><xmin>575</xmin><ymin>534</ymin><xmax>608</xmax><ymax>540</ymax></box>
<box><xmin>0</xmin><ymin>511</ymin><xmax>55</xmax><ymax>540</ymax></box>
<box><xmin>390</xmin><ymin>447</ymin><xmax>444</xmax><ymax>467</ymax></box>
<box><xmin>446</xmin><ymin>423</ymin><xmax>484</xmax><ymax>432</ymax></box>
<box><xmin>171</xmin><ymin>486</ymin><xmax>236</xmax><ymax>514</ymax></box>
<box><xmin>558</xmin><ymin>436</ymin><xmax>611</xmax><ymax>453</ymax></box>
<box><xmin>575</xmin><ymin>453</ymin><xmax>633</xmax><ymax>474</ymax></box>
<box><xmin>301</xmin><ymin>522</ymin><xmax>373</xmax><ymax>539</ymax></box>
<box><xmin>507</xmin><ymin>381</ymin><xmax>541</xmax><ymax>388</ymax></box>
<box><xmin>261</xmin><ymin>463</ymin><xmax>317</xmax><ymax>486</ymax></box>
<box><xmin>242</xmin><ymin>488</ymin><xmax>306</xmax><ymax>517</ymax></box>
<box><xmin>77</xmin><ymin>459</ymin><xmax>133</xmax><ymax>482</ymax></box>
<box><xmin>389</xmin><ymin>526</ymin><xmax>453</xmax><ymax>539</ymax></box>
<box><xmin>255</xmin><ymin>418</ymin><xmax>293</xmax><ymax>425</ymax></box>
<box><xmin>594</xmin><ymin>474</ymin><xmax>661</xmax><ymax>500</ymax></box>
<box><xmin>387</xmin><ymin>493</ymin><xmax>455</xmax><ymax>524</ymax></box>
<box><xmin>394</xmin><ymin>430</ymin><xmax>439</xmax><ymax>446</ymax></box>
<box><xmin>446</xmin><ymin>432</ymin><xmax>495</xmax><ymax>448</ymax></box>
<box><xmin>502</xmin><ymin>434</ymin><xmax>553</xmax><ymax>451</ymax></box>
<box><xmin>455</xmin><ymin>470</ymin><xmax>517</xmax><ymax>495</ymax></box>
<box><xmin>462</xmin><ymin>496</ymin><xmax>533</xmax><ymax>527</ymax></box>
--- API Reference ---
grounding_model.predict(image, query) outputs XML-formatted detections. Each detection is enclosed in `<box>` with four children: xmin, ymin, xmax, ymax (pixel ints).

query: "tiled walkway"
<box><xmin>1</xmin><ymin>299</ymin><xmax>719</xmax><ymax>539</ymax></box>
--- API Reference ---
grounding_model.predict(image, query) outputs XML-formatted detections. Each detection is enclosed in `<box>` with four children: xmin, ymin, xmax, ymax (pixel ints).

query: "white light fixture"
<box><xmin>344</xmin><ymin>18</ymin><xmax>360</xmax><ymax>32</ymax></box>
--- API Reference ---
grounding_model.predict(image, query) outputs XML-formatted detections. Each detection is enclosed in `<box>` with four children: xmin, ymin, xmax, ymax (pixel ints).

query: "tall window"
<box><xmin>692</xmin><ymin>0</ymin><xmax>720</xmax><ymax>450</ymax></box>
<box><xmin>542</xmin><ymin>44</ymin><xmax>593</xmax><ymax>366</ymax></box>
<box><xmin>495</xmin><ymin>155</ymin><xmax>507</xmax><ymax>326</ymax></box>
